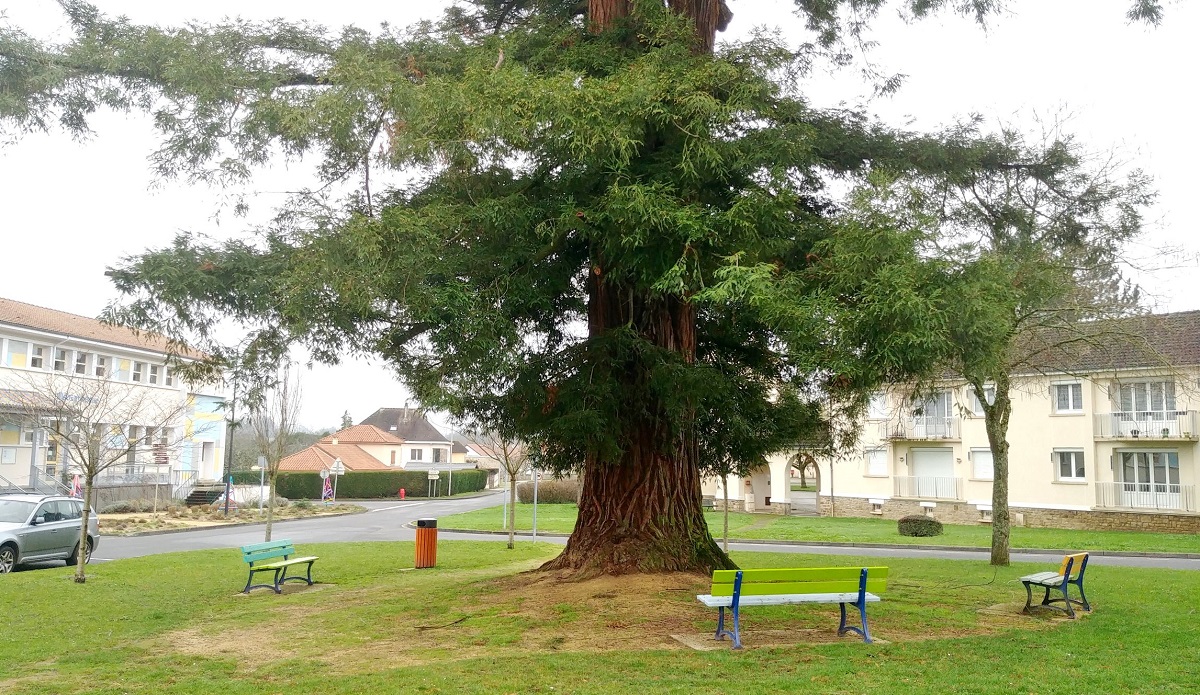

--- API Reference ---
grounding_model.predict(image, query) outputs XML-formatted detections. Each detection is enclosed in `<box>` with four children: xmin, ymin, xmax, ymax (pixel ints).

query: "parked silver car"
<box><xmin>0</xmin><ymin>494</ymin><xmax>99</xmax><ymax>573</ymax></box>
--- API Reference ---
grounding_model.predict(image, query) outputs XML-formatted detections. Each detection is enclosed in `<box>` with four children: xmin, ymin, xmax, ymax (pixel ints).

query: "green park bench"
<box><xmin>697</xmin><ymin>566</ymin><xmax>888</xmax><ymax>648</ymax></box>
<box><xmin>1020</xmin><ymin>552</ymin><xmax>1091</xmax><ymax>618</ymax></box>
<box><xmin>240</xmin><ymin>539</ymin><xmax>319</xmax><ymax>594</ymax></box>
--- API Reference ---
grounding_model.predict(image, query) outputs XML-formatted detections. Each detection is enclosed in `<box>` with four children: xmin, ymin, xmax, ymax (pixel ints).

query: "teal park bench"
<box><xmin>697</xmin><ymin>566</ymin><xmax>888</xmax><ymax>649</ymax></box>
<box><xmin>240</xmin><ymin>539</ymin><xmax>319</xmax><ymax>594</ymax></box>
<box><xmin>1020</xmin><ymin>552</ymin><xmax>1091</xmax><ymax>618</ymax></box>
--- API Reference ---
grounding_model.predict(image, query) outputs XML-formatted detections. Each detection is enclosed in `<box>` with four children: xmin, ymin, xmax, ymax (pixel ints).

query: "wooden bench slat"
<box><xmin>709</xmin><ymin>579</ymin><xmax>886</xmax><ymax>597</ymax></box>
<box><xmin>243</xmin><ymin>548</ymin><xmax>298</xmax><ymax>564</ymax></box>
<box><xmin>241</xmin><ymin>540</ymin><xmax>294</xmax><ymax>552</ymax></box>
<box><xmin>711</xmin><ymin>567</ymin><xmax>888</xmax><ymax>584</ymax></box>
<box><xmin>255</xmin><ymin>556</ymin><xmax>319</xmax><ymax>570</ymax></box>
<box><xmin>697</xmin><ymin>592</ymin><xmax>882</xmax><ymax>608</ymax></box>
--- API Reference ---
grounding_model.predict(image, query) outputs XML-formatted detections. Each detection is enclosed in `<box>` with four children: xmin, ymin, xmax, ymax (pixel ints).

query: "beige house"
<box><xmin>709</xmin><ymin>310</ymin><xmax>1200</xmax><ymax>533</ymax></box>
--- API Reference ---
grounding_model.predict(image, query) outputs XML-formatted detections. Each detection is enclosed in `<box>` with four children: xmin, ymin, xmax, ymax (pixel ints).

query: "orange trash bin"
<box><xmin>415</xmin><ymin>517</ymin><xmax>437</xmax><ymax>568</ymax></box>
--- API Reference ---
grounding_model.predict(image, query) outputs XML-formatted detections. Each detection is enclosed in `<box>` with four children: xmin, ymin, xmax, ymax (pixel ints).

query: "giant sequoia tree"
<box><xmin>0</xmin><ymin>0</ymin><xmax>1164</xmax><ymax>576</ymax></box>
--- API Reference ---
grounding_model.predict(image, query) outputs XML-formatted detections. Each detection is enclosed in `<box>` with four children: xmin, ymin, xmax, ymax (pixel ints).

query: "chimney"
<box><xmin>332</xmin><ymin>437</ymin><xmax>339</xmax><ymax>445</ymax></box>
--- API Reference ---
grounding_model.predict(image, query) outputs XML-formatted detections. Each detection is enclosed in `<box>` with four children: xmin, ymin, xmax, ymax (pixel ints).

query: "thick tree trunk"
<box><xmin>588</xmin><ymin>0</ymin><xmax>629</xmax><ymax>34</ymax></box>
<box><xmin>984</xmin><ymin>375</ymin><xmax>1012</xmax><ymax>566</ymax></box>
<box><xmin>589</xmin><ymin>0</ymin><xmax>730</xmax><ymax>52</ymax></box>
<box><xmin>541</xmin><ymin>272</ymin><xmax>733</xmax><ymax>576</ymax></box>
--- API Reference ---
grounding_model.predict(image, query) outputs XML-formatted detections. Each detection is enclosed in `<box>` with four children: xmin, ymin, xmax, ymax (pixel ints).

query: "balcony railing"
<box><xmin>1096</xmin><ymin>482</ymin><xmax>1197</xmax><ymax>513</ymax></box>
<box><xmin>1093</xmin><ymin>411</ymin><xmax>1200</xmax><ymax>440</ymax></box>
<box><xmin>880</xmin><ymin>417</ymin><xmax>960</xmax><ymax>441</ymax></box>
<box><xmin>894</xmin><ymin>476</ymin><xmax>963</xmax><ymax>500</ymax></box>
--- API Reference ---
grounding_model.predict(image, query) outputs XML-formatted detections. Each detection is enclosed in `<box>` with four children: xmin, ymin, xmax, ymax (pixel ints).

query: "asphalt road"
<box><xmin>72</xmin><ymin>491</ymin><xmax>1200</xmax><ymax>572</ymax></box>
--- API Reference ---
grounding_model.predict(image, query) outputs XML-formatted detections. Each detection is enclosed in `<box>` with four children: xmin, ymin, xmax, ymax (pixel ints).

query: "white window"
<box><xmin>1117</xmin><ymin>380</ymin><xmax>1176</xmax><ymax>415</ymax></box>
<box><xmin>149</xmin><ymin>365</ymin><xmax>160</xmax><ymax>385</ymax></box>
<box><xmin>867</xmin><ymin>393</ymin><xmax>888</xmax><ymax>419</ymax></box>
<box><xmin>970</xmin><ymin>386</ymin><xmax>995</xmax><ymax>416</ymax></box>
<box><xmin>74</xmin><ymin>351</ymin><xmax>89</xmax><ymax>375</ymax></box>
<box><xmin>22</xmin><ymin>427</ymin><xmax>37</xmax><ymax>445</ymax></box>
<box><xmin>132</xmin><ymin>362</ymin><xmax>144</xmax><ymax>382</ymax></box>
<box><xmin>865</xmin><ymin>448</ymin><xmax>888</xmax><ymax>476</ymax></box>
<box><xmin>29</xmin><ymin>344</ymin><xmax>45</xmax><ymax>369</ymax></box>
<box><xmin>5</xmin><ymin>340</ymin><xmax>28</xmax><ymax>367</ymax></box>
<box><xmin>970</xmin><ymin>448</ymin><xmax>994</xmax><ymax>480</ymax></box>
<box><xmin>53</xmin><ymin>348</ymin><xmax>69</xmax><ymax>372</ymax></box>
<box><xmin>1056</xmin><ymin>450</ymin><xmax>1085</xmax><ymax>481</ymax></box>
<box><xmin>94</xmin><ymin>356</ymin><xmax>108</xmax><ymax>378</ymax></box>
<box><xmin>164</xmin><ymin>367</ymin><xmax>175</xmax><ymax>386</ymax></box>
<box><xmin>1054</xmin><ymin>383</ymin><xmax>1084</xmax><ymax>413</ymax></box>
<box><xmin>410</xmin><ymin>448</ymin><xmax>423</xmax><ymax>461</ymax></box>
<box><xmin>157</xmin><ymin>427</ymin><xmax>171</xmax><ymax>446</ymax></box>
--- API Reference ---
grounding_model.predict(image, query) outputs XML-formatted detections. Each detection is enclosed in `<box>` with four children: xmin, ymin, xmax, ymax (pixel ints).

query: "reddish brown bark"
<box><xmin>588</xmin><ymin>0</ymin><xmax>630</xmax><ymax>34</ymax></box>
<box><xmin>541</xmin><ymin>269</ymin><xmax>733</xmax><ymax>576</ymax></box>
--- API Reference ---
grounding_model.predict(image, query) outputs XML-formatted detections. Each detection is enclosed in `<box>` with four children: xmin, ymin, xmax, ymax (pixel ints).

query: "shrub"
<box><xmin>294</xmin><ymin>499</ymin><xmax>313</xmax><ymax>510</ymax></box>
<box><xmin>517</xmin><ymin>478</ymin><xmax>580</xmax><ymax>504</ymax></box>
<box><xmin>100</xmin><ymin>499</ymin><xmax>157</xmax><ymax>514</ymax></box>
<box><xmin>898</xmin><ymin>514</ymin><xmax>944</xmax><ymax>537</ymax></box>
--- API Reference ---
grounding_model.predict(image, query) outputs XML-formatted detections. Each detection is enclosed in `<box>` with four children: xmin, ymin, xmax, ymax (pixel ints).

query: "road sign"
<box><xmin>428</xmin><ymin>469</ymin><xmax>440</xmax><ymax>480</ymax></box>
<box><xmin>330</xmin><ymin>460</ymin><xmax>346</xmax><ymax>476</ymax></box>
<box><xmin>319</xmin><ymin>468</ymin><xmax>330</xmax><ymax>479</ymax></box>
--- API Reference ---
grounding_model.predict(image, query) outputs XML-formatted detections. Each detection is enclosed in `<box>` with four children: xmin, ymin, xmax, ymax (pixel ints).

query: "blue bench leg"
<box><xmin>1073</xmin><ymin>580</ymin><xmax>1091</xmax><ymax>612</ymax></box>
<box><xmin>838</xmin><ymin>602</ymin><xmax>873</xmax><ymax>643</ymax></box>
<box><xmin>713</xmin><ymin>606</ymin><xmax>742</xmax><ymax>649</ymax></box>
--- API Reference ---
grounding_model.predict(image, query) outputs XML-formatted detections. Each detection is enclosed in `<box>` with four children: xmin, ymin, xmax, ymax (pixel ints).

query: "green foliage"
<box><xmin>516</xmin><ymin>479</ymin><xmax>580</xmax><ymax>504</ymax></box>
<box><xmin>897</xmin><ymin>514</ymin><xmax>944</xmax><ymax>537</ymax></box>
<box><xmin>99</xmin><ymin>499</ymin><xmax>158</xmax><ymax>514</ymax></box>
<box><xmin>230</xmin><ymin>469</ymin><xmax>487</xmax><ymax>498</ymax></box>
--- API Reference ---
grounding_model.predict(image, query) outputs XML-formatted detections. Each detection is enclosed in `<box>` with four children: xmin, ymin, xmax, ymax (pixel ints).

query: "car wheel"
<box><xmin>0</xmin><ymin>545</ymin><xmax>16</xmax><ymax>574</ymax></box>
<box><xmin>67</xmin><ymin>539</ymin><xmax>93</xmax><ymax>567</ymax></box>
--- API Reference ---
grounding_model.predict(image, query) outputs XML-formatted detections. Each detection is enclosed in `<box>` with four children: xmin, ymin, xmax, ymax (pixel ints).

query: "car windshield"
<box><xmin>0</xmin><ymin>500</ymin><xmax>36</xmax><ymax>524</ymax></box>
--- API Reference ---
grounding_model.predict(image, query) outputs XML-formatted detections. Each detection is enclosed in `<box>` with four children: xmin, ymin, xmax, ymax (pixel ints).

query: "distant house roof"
<box><xmin>278</xmin><ymin>442</ymin><xmax>393</xmax><ymax>472</ymax></box>
<box><xmin>0</xmin><ymin>296</ymin><xmax>203</xmax><ymax>359</ymax></box>
<box><xmin>359</xmin><ymin>407</ymin><xmax>449</xmax><ymax>442</ymax></box>
<box><xmin>318</xmin><ymin>424</ymin><xmax>403</xmax><ymax>445</ymax></box>
<box><xmin>452</xmin><ymin>441</ymin><xmax>469</xmax><ymax>454</ymax></box>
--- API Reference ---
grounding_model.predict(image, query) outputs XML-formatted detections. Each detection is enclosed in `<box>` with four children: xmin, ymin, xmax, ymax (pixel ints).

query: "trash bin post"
<box><xmin>415</xmin><ymin>517</ymin><xmax>438</xmax><ymax>568</ymax></box>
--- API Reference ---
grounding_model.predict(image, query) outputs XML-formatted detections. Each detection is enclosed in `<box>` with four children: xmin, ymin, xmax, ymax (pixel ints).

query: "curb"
<box><xmin>431</xmin><ymin>526</ymin><xmax>1200</xmax><ymax>560</ymax></box>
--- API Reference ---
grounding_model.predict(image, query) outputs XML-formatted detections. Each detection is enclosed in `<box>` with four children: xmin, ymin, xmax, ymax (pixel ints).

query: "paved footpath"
<box><xmin>90</xmin><ymin>491</ymin><xmax>1200</xmax><ymax>572</ymax></box>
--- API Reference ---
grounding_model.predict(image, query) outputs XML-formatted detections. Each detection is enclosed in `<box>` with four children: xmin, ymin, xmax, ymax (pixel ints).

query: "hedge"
<box><xmin>229</xmin><ymin>469</ymin><xmax>487</xmax><ymax>499</ymax></box>
<box><xmin>516</xmin><ymin>479</ymin><xmax>580</xmax><ymax>504</ymax></box>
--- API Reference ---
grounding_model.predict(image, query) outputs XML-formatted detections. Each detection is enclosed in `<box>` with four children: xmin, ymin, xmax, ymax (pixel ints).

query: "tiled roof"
<box><xmin>318</xmin><ymin>424</ymin><xmax>403</xmax><ymax>445</ymax></box>
<box><xmin>359</xmin><ymin>407</ymin><xmax>449</xmax><ymax>442</ymax></box>
<box><xmin>0</xmin><ymin>297</ymin><xmax>202</xmax><ymax>358</ymax></box>
<box><xmin>1036</xmin><ymin>310</ymin><xmax>1200</xmax><ymax>373</ymax></box>
<box><xmin>278</xmin><ymin>443</ymin><xmax>393</xmax><ymax>472</ymax></box>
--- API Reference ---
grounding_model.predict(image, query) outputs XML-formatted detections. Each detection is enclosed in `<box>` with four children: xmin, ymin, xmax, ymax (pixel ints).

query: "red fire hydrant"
<box><xmin>399</xmin><ymin>488</ymin><xmax>406</xmax><ymax>500</ymax></box>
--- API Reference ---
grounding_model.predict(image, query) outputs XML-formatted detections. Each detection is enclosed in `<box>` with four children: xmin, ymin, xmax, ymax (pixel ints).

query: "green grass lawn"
<box><xmin>440</xmin><ymin>503</ymin><xmax>1200</xmax><ymax>554</ymax></box>
<box><xmin>2</xmin><ymin>541</ymin><xmax>1199</xmax><ymax>693</ymax></box>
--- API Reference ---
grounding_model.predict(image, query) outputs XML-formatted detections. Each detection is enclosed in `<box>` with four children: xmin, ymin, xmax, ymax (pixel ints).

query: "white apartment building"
<box><xmin>0</xmin><ymin>297</ymin><xmax>227</xmax><ymax>496</ymax></box>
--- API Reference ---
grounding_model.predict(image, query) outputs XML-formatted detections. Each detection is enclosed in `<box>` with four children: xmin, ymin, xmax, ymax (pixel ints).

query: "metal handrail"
<box><xmin>894</xmin><ymin>475</ymin><xmax>963</xmax><ymax>500</ymax></box>
<box><xmin>1093</xmin><ymin>410</ymin><xmax>1199</xmax><ymax>439</ymax></box>
<box><xmin>1095</xmin><ymin>481</ymin><xmax>1196</xmax><ymax>512</ymax></box>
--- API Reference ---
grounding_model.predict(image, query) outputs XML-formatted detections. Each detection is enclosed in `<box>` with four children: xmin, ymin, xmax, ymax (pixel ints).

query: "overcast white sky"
<box><xmin>0</xmin><ymin>0</ymin><xmax>1195</xmax><ymax>429</ymax></box>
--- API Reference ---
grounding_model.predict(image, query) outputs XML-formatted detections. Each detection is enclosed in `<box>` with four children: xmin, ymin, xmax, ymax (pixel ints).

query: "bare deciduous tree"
<box><xmin>1</xmin><ymin>370</ymin><xmax>190</xmax><ymax>582</ymax></box>
<box><xmin>470</xmin><ymin>428</ymin><xmax>529</xmax><ymax>549</ymax></box>
<box><xmin>247</xmin><ymin>364</ymin><xmax>302</xmax><ymax>542</ymax></box>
